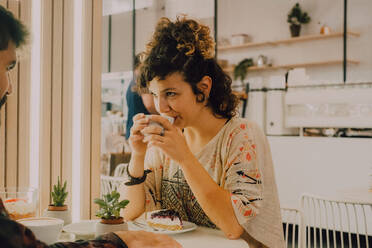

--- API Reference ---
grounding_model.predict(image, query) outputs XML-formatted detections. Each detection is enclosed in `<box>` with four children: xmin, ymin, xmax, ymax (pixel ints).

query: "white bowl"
<box><xmin>18</xmin><ymin>217</ymin><xmax>64</xmax><ymax>244</ymax></box>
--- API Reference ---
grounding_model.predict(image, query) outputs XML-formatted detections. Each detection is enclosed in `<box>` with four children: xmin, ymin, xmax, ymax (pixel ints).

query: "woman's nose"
<box><xmin>157</xmin><ymin>97</ymin><xmax>170</xmax><ymax>113</ymax></box>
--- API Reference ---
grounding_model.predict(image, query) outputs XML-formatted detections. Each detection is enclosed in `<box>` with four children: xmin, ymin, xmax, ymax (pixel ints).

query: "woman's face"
<box><xmin>148</xmin><ymin>72</ymin><xmax>206</xmax><ymax>129</ymax></box>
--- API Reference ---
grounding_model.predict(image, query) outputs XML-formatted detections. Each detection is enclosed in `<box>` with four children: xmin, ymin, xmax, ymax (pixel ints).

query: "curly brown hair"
<box><xmin>138</xmin><ymin>16</ymin><xmax>239</xmax><ymax>119</ymax></box>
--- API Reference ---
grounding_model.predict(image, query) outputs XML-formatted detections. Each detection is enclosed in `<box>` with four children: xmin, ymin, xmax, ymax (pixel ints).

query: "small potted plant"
<box><xmin>234</xmin><ymin>58</ymin><xmax>254</xmax><ymax>83</ymax></box>
<box><xmin>43</xmin><ymin>177</ymin><xmax>71</xmax><ymax>225</ymax></box>
<box><xmin>287</xmin><ymin>3</ymin><xmax>311</xmax><ymax>37</ymax></box>
<box><xmin>94</xmin><ymin>190</ymin><xmax>129</xmax><ymax>237</ymax></box>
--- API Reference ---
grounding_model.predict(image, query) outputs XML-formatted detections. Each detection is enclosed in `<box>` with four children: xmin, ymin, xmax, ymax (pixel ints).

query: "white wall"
<box><xmin>217</xmin><ymin>0</ymin><xmax>372</xmax><ymax>84</ymax></box>
<box><xmin>269</xmin><ymin>136</ymin><xmax>372</xmax><ymax>209</ymax></box>
<box><xmin>101</xmin><ymin>12</ymin><xmax>133</xmax><ymax>73</ymax></box>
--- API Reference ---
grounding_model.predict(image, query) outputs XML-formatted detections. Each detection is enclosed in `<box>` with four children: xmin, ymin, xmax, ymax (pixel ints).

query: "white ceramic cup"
<box><xmin>142</xmin><ymin>115</ymin><xmax>174</xmax><ymax>136</ymax></box>
<box><xmin>18</xmin><ymin>217</ymin><xmax>64</xmax><ymax>244</ymax></box>
<box><xmin>148</xmin><ymin>115</ymin><xmax>174</xmax><ymax>125</ymax></box>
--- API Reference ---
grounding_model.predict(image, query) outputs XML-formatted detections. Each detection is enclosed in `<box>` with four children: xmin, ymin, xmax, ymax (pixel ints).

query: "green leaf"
<box><xmin>118</xmin><ymin>200</ymin><xmax>129</xmax><ymax>208</ymax></box>
<box><xmin>94</xmin><ymin>199</ymin><xmax>106</xmax><ymax>207</ymax></box>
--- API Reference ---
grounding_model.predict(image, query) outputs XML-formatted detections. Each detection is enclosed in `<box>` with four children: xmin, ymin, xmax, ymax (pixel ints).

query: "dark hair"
<box><xmin>133</xmin><ymin>53</ymin><xmax>141</xmax><ymax>70</ymax></box>
<box><xmin>0</xmin><ymin>5</ymin><xmax>28</xmax><ymax>50</ymax></box>
<box><xmin>139</xmin><ymin>16</ymin><xmax>238</xmax><ymax>119</ymax></box>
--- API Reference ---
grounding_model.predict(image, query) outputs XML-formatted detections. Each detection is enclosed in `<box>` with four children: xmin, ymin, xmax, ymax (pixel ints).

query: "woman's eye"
<box><xmin>166</xmin><ymin>92</ymin><xmax>176</xmax><ymax>97</ymax></box>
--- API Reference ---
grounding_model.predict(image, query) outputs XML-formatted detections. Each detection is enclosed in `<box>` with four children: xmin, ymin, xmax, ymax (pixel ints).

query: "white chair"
<box><xmin>300</xmin><ymin>193</ymin><xmax>372</xmax><ymax>248</ymax></box>
<box><xmin>281</xmin><ymin>207</ymin><xmax>304</xmax><ymax>248</ymax></box>
<box><xmin>100</xmin><ymin>174</ymin><xmax>124</xmax><ymax>197</ymax></box>
<box><xmin>113</xmin><ymin>163</ymin><xmax>128</xmax><ymax>177</ymax></box>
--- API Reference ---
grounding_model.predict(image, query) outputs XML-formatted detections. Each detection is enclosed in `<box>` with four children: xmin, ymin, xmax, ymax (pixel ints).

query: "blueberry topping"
<box><xmin>151</xmin><ymin>209</ymin><xmax>181</xmax><ymax>221</ymax></box>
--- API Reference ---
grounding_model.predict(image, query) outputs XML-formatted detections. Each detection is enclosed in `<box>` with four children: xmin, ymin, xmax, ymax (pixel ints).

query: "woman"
<box><xmin>120</xmin><ymin>16</ymin><xmax>284</xmax><ymax>248</ymax></box>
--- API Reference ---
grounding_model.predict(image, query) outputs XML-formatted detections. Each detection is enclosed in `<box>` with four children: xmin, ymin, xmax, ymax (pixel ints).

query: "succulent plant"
<box><xmin>51</xmin><ymin>177</ymin><xmax>68</xmax><ymax>207</ymax></box>
<box><xmin>287</xmin><ymin>3</ymin><xmax>311</xmax><ymax>25</ymax></box>
<box><xmin>94</xmin><ymin>190</ymin><xmax>129</xmax><ymax>220</ymax></box>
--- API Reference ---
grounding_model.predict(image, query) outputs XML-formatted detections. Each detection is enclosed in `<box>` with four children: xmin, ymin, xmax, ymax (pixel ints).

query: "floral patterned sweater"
<box><xmin>0</xmin><ymin>198</ymin><xmax>127</xmax><ymax>248</ymax></box>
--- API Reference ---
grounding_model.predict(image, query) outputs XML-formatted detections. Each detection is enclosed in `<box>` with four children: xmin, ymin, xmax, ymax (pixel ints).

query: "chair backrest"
<box><xmin>113</xmin><ymin>163</ymin><xmax>128</xmax><ymax>177</ymax></box>
<box><xmin>100</xmin><ymin>174</ymin><xmax>124</xmax><ymax>197</ymax></box>
<box><xmin>300</xmin><ymin>193</ymin><xmax>372</xmax><ymax>248</ymax></box>
<box><xmin>281</xmin><ymin>207</ymin><xmax>304</xmax><ymax>248</ymax></box>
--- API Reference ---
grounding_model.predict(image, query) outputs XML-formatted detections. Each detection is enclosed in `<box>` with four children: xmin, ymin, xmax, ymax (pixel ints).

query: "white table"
<box><xmin>140</xmin><ymin>225</ymin><xmax>248</xmax><ymax>248</ymax></box>
<box><xmin>60</xmin><ymin>220</ymin><xmax>249</xmax><ymax>248</ymax></box>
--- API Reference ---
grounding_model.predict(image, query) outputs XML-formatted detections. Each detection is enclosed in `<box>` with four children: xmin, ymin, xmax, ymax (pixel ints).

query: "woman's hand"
<box><xmin>128</xmin><ymin>113</ymin><xmax>150</xmax><ymax>156</ymax></box>
<box><xmin>142</xmin><ymin>115</ymin><xmax>193</xmax><ymax>164</ymax></box>
<box><xmin>115</xmin><ymin>230</ymin><xmax>182</xmax><ymax>248</ymax></box>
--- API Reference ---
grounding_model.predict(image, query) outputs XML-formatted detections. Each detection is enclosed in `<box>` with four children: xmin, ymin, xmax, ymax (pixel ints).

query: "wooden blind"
<box><xmin>80</xmin><ymin>0</ymin><xmax>102</xmax><ymax>219</ymax></box>
<box><xmin>1</xmin><ymin>0</ymin><xmax>102</xmax><ymax>219</ymax></box>
<box><xmin>39</xmin><ymin>0</ymin><xmax>74</xmax><ymax>213</ymax></box>
<box><xmin>39</xmin><ymin>0</ymin><xmax>102</xmax><ymax>218</ymax></box>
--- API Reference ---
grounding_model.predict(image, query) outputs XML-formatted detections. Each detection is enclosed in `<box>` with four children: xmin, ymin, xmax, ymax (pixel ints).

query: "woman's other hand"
<box><xmin>115</xmin><ymin>230</ymin><xmax>182</xmax><ymax>248</ymax></box>
<box><xmin>142</xmin><ymin>115</ymin><xmax>192</xmax><ymax>164</ymax></box>
<box><xmin>128</xmin><ymin>113</ymin><xmax>149</xmax><ymax>156</ymax></box>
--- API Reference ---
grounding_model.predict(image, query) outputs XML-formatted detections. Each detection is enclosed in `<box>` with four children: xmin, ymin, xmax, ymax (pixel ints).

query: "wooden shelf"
<box><xmin>218</xmin><ymin>32</ymin><xmax>360</xmax><ymax>51</ymax></box>
<box><xmin>224</xmin><ymin>60</ymin><xmax>360</xmax><ymax>73</ymax></box>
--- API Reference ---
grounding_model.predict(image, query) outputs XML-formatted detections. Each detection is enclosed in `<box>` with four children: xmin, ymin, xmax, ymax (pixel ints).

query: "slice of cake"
<box><xmin>146</xmin><ymin>209</ymin><xmax>183</xmax><ymax>231</ymax></box>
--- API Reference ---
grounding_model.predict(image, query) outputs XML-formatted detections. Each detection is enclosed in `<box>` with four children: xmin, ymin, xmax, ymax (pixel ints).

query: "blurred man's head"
<box><xmin>0</xmin><ymin>5</ymin><xmax>28</xmax><ymax>109</ymax></box>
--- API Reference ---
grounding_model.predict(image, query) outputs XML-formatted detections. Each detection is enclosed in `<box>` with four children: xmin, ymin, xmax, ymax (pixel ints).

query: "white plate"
<box><xmin>129</xmin><ymin>220</ymin><xmax>197</xmax><ymax>235</ymax></box>
<box><xmin>58</xmin><ymin>232</ymin><xmax>76</xmax><ymax>242</ymax></box>
<box><xmin>63</xmin><ymin>220</ymin><xmax>99</xmax><ymax>240</ymax></box>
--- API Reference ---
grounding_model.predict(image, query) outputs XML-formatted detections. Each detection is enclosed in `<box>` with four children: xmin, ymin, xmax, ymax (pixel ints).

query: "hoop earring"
<box><xmin>196</xmin><ymin>93</ymin><xmax>205</xmax><ymax>102</ymax></box>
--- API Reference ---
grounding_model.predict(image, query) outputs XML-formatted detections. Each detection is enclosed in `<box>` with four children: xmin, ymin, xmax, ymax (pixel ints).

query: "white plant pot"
<box><xmin>43</xmin><ymin>208</ymin><xmax>72</xmax><ymax>226</ymax></box>
<box><xmin>95</xmin><ymin>221</ymin><xmax>128</xmax><ymax>237</ymax></box>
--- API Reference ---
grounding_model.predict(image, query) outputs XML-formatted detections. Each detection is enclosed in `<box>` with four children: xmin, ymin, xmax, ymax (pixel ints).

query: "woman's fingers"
<box><xmin>143</xmin><ymin>133</ymin><xmax>164</xmax><ymax>144</ymax></box>
<box><xmin>130</xmin><ymin>114</ymin><xmax>149</xmax><ymax>136</ymax></box>
<box><xmin>130</xmin><ymin>123</ymin><xmax>148</xmax><ymax>135</ymax></box>
<box><xmin>133</xmin><ymin>113</ymin><xmax>146</xmax><ymax>121</ymax></box>
<box><xmin>147</xmin><ymin>115</ymin><xmax>174</xmax><ymax>130</ymax></box>
<box><xmin>141</xmin><ymin>125</ymin><xmax>164</xmax><ymax>136</ymax></box>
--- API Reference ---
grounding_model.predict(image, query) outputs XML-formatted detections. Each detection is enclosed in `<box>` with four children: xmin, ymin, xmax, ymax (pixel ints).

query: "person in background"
<box><xmin>0</xmin><ymin>5</ymin><xmax>180</xmax><ymax>248</ymax></box>
<box><xmin>120</xmin><ymin>16</ymin><xmax>285</xmax><ymax>248</ymax></box>
<box><xmin>125</xmin><ymin>53</ymin><xmax>158</xmax><ymax>140</ymax></box>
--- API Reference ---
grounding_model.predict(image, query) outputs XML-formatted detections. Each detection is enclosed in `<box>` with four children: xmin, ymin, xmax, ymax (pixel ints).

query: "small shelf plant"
<box><xmin>287</xmin><ymin>3</ymin><xmax>311</xmax><ymax>37</ymax></box>
<box><xmin>94</xmin><ymin>190</ymin><xmax>129</xmax><ymax>224</ymax></box>
<box><xmin>234</xmin><ymin>58</ymin><xmax>254</xmax><ymax>82</ymax></box>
